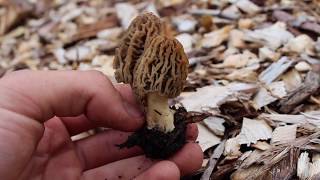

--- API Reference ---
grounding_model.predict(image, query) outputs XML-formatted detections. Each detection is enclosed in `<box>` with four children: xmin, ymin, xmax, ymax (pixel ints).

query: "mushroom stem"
<box><xmin>146</xmin><ymin>92</ymin><xmax>175</xmax><ymax>133</ymax></box>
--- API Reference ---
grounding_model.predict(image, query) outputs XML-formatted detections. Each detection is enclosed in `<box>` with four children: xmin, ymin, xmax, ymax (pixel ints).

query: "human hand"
<box><xmin>0</xmin><ymin>70</ymin><xmax>203</xmax><ymax>180</ymax></box>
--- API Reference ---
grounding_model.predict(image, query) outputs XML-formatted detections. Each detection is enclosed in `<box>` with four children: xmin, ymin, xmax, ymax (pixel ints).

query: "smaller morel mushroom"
<box><xmin>133</xmin><ymin>36</ymin><xmax>189</xmax><ymax>133</ymax></box>
<box><xmin>113</xmin><ymin>12</ymin><xmax>163</xmax><ymax>84</ymax></box>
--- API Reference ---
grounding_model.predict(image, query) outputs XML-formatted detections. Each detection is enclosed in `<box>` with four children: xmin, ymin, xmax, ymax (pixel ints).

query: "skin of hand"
<box><xmin>0</xmin><ymin>70</ymin><xmax>203</xmax><ymax>180</ymax></box>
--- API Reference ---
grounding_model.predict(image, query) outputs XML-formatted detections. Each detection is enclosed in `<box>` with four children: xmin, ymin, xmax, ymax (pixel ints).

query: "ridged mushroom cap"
<box><xmin>113</xmin><ymin>12</ymin><xmax>163</xmax><ymax>84</ymax></box>
<box><xmin>133</xmin><ymin>35</ymin><xmax>189</xmax><ymax>104</ymax></box>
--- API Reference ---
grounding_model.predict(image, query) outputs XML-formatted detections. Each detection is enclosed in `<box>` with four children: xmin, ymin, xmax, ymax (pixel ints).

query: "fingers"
<box><xmin>73</xmin><ymin>123</ymin><xmax>198</xmax><ymax>170</ymax></box>
<box><xmin>134</xmin><ymin>161</ymin><xmax>180</xmax><ymax>180</ymax></box>
<box><xmin>83</xmin><ymin>157</ymin><xmax>180</xmax><ymax>180</ymax></box>
<box><xmin>82</xmin><ymin>142</ymin><xmax>202</xmax><ymax>179</ymax></box>
<box><xmin>74</xmin><ymin>130</ymin><xmax>143</xmax><ymax>170</ymax></box>
<box><xmin>186</xmin><ymin>123</ymin><xmax>198</xmax><ymax>141</ymax></box>
<box><xmin>82</xmin><ymin>155</ymin><xmax>154</xmax><ymax>180</ymax></box>
<box><xmin>60</xmin><ymin>84</ymin><xmax>142</xmax><ymax>136</ymax></box>
<box><xmin>114</xmin><ymin>84</ymin><xmax>142</xmax><ymax>111</ymax></box>
<box><xmin>169</xmin><ymin>143</ymin><xmax>203</xmax><ymax>176</ymax></box>
<box><xmin>60</xmin><ymin>115</ymin><xmax>94</xmax><ymax>136</ymax></box>
<box><xmin>0</xmin><ymin>70</ymin><xmax>144</xmax><ymax>131</ymax></box>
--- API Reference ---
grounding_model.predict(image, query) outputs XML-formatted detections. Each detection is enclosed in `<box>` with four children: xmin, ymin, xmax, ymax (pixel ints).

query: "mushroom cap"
<box><xmin>133</xmin><ymin>35</ymin><xmax>189</xmax><ymax>103</ymax></box>
<box><xmin>113</xmin><ymin>12</ymin><xmax>163</xmax><ymax>84</ymax></box>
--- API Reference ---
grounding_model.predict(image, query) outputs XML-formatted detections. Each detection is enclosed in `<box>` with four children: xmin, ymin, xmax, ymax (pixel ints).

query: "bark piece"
<box><xmin>232</xmin><ymin>148</ymin><xmax>300</xmax><ymax>180</ymax></box>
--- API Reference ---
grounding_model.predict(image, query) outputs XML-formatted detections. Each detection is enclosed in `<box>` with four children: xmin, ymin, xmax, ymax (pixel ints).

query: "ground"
<box><xmin>0</xmin><ymin>0</ymin><xmax>320</xmax><ymax>179</ymax></box>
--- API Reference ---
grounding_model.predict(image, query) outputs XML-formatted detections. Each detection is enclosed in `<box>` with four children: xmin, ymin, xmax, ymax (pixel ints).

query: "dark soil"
<box><xmin>117</xmin><ymin>107</ymin><xmax>188</xmax><ymax>159</ymax></box>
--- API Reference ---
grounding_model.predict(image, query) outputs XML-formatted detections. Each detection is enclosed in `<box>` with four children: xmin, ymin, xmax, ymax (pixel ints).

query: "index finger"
<box><xmin>0</xmin><ymin>70</ymin><xmax>144</xmax><ymax>131</ymax></box>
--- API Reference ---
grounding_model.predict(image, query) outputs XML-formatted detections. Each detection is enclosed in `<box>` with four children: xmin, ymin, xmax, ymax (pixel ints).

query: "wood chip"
<box><xmin>281</xmin><ymin>69</ymin><xmax>302</xmax><ymax>91</ymax></box>
<box><xmin>0</xmin><ymin>0</ymin><xmax>32</xmax><ymax>35</ymax></box>
<box><xmin>224</xmin><ymin>137</ymin><xmax>242</xmax><ymax>158</ymax></box>
<box><xmin>201</xmin><ymin>141</ymin><xmax>226</xmax><ymax>180</ymax></box>
<box><xmin>1</xmin><ymin>1</ymin><xmax>320</xmax><ymax>179</ymax></box>
<box><xmin>238</xmin><ymin>118</ymin><xmax>273</xmax><ymax>145</ymax></box>
<box><xmin>244</xmin><ymin>22</ymin><xmax>294</xmax><ymax>50</ymax></box>
<box><xmin>201</xmin><ymin>25</ymin><xmax>233</xmax><ymax>48</ymax></box>
<box><xmin>253</xmin><ymin>81</ymin><xmax>287</xmax><ymax>109</ymax></box>
<box><xmin>258</xmin><ymin>57</ymin><xmax>293</xmax><ymax>84</ymax></box>
<box><xmin>69</xmin><ymin>15</ymin><xmax>118</xmax><ymax>44</ymax></box>
<box><xmin>259</xmin><ymin>112</ymin><xmax>320</xmax><ymax>127</ymax></box>
<box><xmin>115</xmin><ymin>3</ymin><xmax>138</xmax><ymax>29</ymax></box>
<box><xmin>278</xmin><ymin>69</ymin><xmax>320</xmax><ymax>113</ymax></box>
<box><xmin>203</xmin><ymin>116</ymin><xmax>225</xmax><ymax>136</ymax></box>
<box><xmin>284</xmin><ymin>34</ymin><xmax>315</xmax><ymax>55</ymax></box>
<box><xmin>297</xmin><ymin>152</ymin><xmax>310</xmax><ymax>180</ymax></box>
<box><xmin>271</xmin><ymin>125</ymin><xmax>297</xmax><ymax>145</ymax></box>
<box><xmin>295</xmin><ymin>61</ymin><xmax>312</xmax><ymax>72</ymax></box>
<box><xmin>259</xmin><ymin>46</ymin><xmax>280</xmax><ymax>62</ymax></box>
<box><xmin>197</xmin><ymin>123</ymin><xmax>221</xmax><ymax>152</ymax></box>
<box><xmin>180</xmin><ymin>85</ymin><xmax>234</xmax><ymax>112</ymax></box>
<box><xmin>235</xmin><ymin>0</ymin><xmax>261</xmax><ymax>15</ymax></box>
<box><xmin>251</xmin><ymin>141</ymin><xmax>271</xmax><ymax>151</ymax></box>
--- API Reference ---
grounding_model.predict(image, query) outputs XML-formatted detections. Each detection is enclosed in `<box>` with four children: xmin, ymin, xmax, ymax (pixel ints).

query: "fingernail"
<box><xmin>123</xmin><ymin>101</ymin><xmax>144</xmax><ymax>119</ymax></box>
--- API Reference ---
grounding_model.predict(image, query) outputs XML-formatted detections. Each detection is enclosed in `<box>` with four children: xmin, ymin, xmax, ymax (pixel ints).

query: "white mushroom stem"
<box><xmin>146</xmin><ymin>92</ymin><xmax>175</xmax><ymax>133</ymax></box>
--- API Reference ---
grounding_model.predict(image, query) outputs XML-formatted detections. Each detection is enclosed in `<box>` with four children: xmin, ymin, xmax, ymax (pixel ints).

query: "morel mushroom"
<box><xmin>133</xmin><ymin>35</ymin><xmax>189</xmax><ymax>132</ymax></box>
<box><xmin>113</xmin><ymin>12</ymin><xmax>163</xmax><ymax>84</ymax></box>
<box><xmin>114</xmin><ymin>13</ymin><xmax>192</xmax><ymax>158</ymax></box>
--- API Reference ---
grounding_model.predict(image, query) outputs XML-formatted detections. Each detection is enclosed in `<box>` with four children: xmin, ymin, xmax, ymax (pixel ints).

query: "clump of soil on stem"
<box><xmin>118</xmin><ymin>107</ymin><xmax>188</xmax><ymax>159</ymax></box>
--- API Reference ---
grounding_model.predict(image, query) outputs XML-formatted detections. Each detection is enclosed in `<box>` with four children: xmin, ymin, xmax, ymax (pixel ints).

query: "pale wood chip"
<box><xmin>238</xmin><ymin>118</ymin><xmax>273</xmax><ymax>145</ymax></box>
<box><xmin>271</xmin><ymin>125</ymin><xmax>297</xmax><ymax>145</ymax></box>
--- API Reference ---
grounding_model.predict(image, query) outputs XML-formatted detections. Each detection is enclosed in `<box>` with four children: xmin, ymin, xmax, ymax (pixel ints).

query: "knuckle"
<box><xmin>153</xmin><ymin>161</ymin><xmax>180</xmax><ymax>180</ymax></box>
<box><xmin>85</xmin><ymin>70</ymin><xmax>112</xmax><ymax>86</ymax></box>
